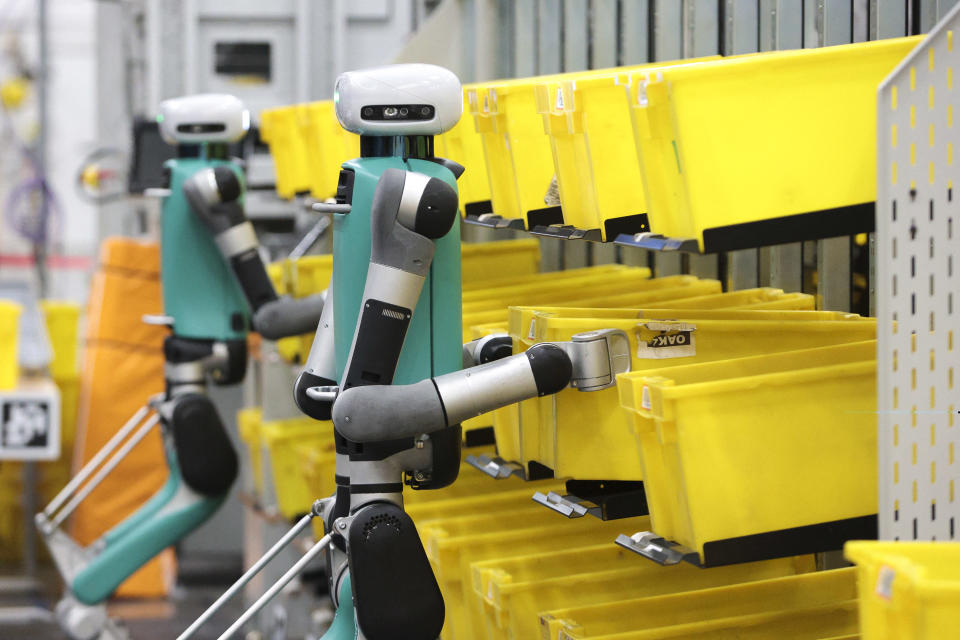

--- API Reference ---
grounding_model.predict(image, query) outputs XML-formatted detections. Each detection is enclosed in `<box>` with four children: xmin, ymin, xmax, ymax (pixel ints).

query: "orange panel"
<box><xmin>71</xmin><ymin>238</ymin><xmax>174</xmax><ymax>599</ymax></box>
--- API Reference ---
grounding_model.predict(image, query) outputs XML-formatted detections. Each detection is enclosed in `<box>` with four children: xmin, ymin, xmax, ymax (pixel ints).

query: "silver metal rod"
<box><xmin>217</xmin><ymin>533</ymin><xmax>333</xmax><ymax>640</ymax></box>
<box><xmin>43</xmin><ymin>405</ymin><xmax>152</xmax><ymax>518</ymax></box>
<box><xmin>289</xmin><ymin>215</ymin><xmax>331</xmax><ymax>260</ymax></box>
<box><xmin>309</xmin><ymin>202</ymin><xmax>352</xmax><ymax>215</ymax></box>
<box><xmin>177</xmin><ymin>514</ymin><xmax>315</xmax><ymax>640</ymax></box>
<box><xmin>50</xmin><ymin>414</ymin><xmax>160</xmax><ymax>530</ymax></box>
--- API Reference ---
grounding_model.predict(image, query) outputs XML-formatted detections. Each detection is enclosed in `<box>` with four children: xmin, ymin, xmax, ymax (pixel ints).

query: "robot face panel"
<box><xmin>158</xmin><ymin>94</ymin><xmax>250</xmax><ymax>145</ymax></box>
<box><xmin>334</xmin><ymin>64</ymin><xmax>463</xmax><ymax>136</ymax></box>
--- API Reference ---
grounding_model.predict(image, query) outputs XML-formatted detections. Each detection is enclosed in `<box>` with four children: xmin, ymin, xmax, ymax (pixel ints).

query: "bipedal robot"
<box><xmin>35</xmin><ymin>94</ymin><xmax>327</xmax><ymax>640</ymax></box>
<box><xmin>182</xmin><ymin>65</ymin><xmax>630</xmax><ymax>640</ymax></box>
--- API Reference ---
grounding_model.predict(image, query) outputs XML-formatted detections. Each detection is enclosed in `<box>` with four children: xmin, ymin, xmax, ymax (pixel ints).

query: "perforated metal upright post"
<box><xmin>877</xmin><ymin>3</ymin><xmax>960</xmax><ymax>541</ymax></box>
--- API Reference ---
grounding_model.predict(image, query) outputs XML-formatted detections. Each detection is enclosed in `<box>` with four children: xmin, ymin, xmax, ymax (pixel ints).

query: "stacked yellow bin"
<box><xmin>846</xmin><ymin>541</ymin><xmax>960</xmax><ymax>640</ymax></box>
<box><xmin>435</xmin><ymin>88</ymin><xmax>493</xmax><ymax>216</ymax></box>
<box><xmin>0</xmin><ymin>299</ymin><xmax>23</xmax><ymax>561</ymax></box>
<box><xmin>626</xmin><ymin>36</ymin><xmax>920</xmax><ymax>248</ymax></box>
<box><xmin>0</xmin><ymin>300</ymin><xmax>81</xmax><ymax>562</ymax></box>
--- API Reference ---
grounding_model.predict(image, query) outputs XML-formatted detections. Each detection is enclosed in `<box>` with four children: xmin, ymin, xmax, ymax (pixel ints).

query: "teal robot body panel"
<box><xmin>333</xmin><ymin>157</ymin><xmax>463</xmax><ymax>384</ymax></box>
<box><xmin>70</xmin><ymin>457</ymin><xmax>224</xmax><ymax>605</ymax></box>
<box><xmin>161</xmin><ymin>157</ymin><xmax>250</xmax><ymax>341</ymax></box>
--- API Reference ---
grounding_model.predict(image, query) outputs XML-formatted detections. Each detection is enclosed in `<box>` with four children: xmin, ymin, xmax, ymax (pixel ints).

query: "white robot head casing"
<box><xmin>157</xmin><ymin>93</ymin><xmax>250</xmax><ymax>145</ymax></box>
<box><xmin>334</xmin><ymin>64</ymin><xmax>462</xmax><ymax>136</ymax></box>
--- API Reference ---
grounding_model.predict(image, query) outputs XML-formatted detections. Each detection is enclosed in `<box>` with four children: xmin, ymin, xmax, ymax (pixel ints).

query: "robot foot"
<box><xmin>54</xmin><ymin>596</ymin><xmax>130</xmax><ymax>640</ymax></box>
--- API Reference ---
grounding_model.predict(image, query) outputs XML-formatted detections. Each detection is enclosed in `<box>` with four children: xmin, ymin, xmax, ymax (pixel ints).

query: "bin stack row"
<box><xmin>243</xmin><ymin>225</ymin><xmax>958</xmax><ymax>640</ymax></box>
<box><xmin>262</xmin><ymin>36</ymin><xmax>920</xmax><ymax>252</ymax></box>
<box><xmin>0</xmin><ymin>301</ymin><xmax>81</xmax><ymax>562</ymax></box>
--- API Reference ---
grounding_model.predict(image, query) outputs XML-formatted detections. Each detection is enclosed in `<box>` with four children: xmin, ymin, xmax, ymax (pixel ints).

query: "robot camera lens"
<box><xmin>362</xmin><ymin>107</ymin><xmax>373</xmax><ymax>116</ymax></box>
<box><xmin>399</xmin><ymin>107</ymin><xmax>409</xmax><ymax>117</ymax></box>
<box><xmin>421</xmin><ymin>106</ymin><xmax>432</xmax><ymax>116</ymax></box>
<box><xmin>383</xmin><ymin>106</ymin><xmax>399</xmax><ymax>118</ymax></box>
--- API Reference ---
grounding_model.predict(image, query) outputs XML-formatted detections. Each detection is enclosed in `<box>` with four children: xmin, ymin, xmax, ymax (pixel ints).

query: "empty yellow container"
<box><xmin>437</xmin><ymin>90</ymin><xmax>493</xmax><ymax>215</ymax></box>
<box><xmin>533</xmin><ymin>58</ymin><xmax>717</xmax><ymax>240</ymax></box>
<box><xmin>463</xmin><ymin>264</ymin><xmax>627</xmax><ymax>292</ymax></box>
<box><xmin>628</xmin><ymin>36</ymin><xmax>920</xmax><ymax>249</ymax></box>
<box><xmin>0</xmin><ymin>300</ymin><xmax>22</xmax><ymax>389</ymax></box>
<box><xmin>260</xmin><ymin>105</ymin><xmax>311</xmax><ymax>199</ymax></box>
<box><xmin>527</xmin><ymin>314</ymin><xmax>875</xmax><ymax>482</ymax></box>
<box><xmin>460</xmin><ymin>238</ymin><xmax>541</xmax><ymax>283</ymax></box>
<box><xmin>845</xmin><ymin>541</ymin><xmax>960</xmax><ymax>640</ymax></box>
<box><xmin>301</xmin><ymin>101</ymin><xmax>340</xmax><ymax>199</ymax></box>
<box><xmin>261</xmin><ymin>418</ymin><xmax>335</xmax><ymax>520</ymax></box>
<box><xmin>619</xmin><ymin>340</ymin><xmax>876</xmax><ymax>544</ymax></box>
<box><xmin>474</xmin><ymin>541</ymin><xmax>815</xmax><ymax>640</ymax></box>
<box><xmin>576</xmin><ymin>601</ymin><xmax>858</xmax><ymax>640</ymax></box>
<box><xmin>425</xmin><ymin>512</ymin><xmax>651</xmax><ymax>640</ymax></box>
<box><xmin>634</xmin><ymin>358</ymin><xmax>877</xmax><ymax>566</ymax></box>
<box><xmin>541</xmin><ymin>567</ymin><xmax>855</xmax><ymax>640</ymax></box>
<box><xmin>41</xmin><ymin>300</ymin><xmax>80</xmax><ymax>380</ymax></box>
<box><xmin>237</xmin><ymin>407</ymin><xmax>265</xmax><ymax>498</ymax></box>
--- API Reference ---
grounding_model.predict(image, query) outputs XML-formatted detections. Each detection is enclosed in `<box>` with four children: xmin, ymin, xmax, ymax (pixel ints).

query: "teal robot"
<box><xmin>36</xmin><ymin>93</ymin><xmax>325</xmax><ymax>640</ymax></box>
<box><xmin>183</xmin><ymin>66</ymin><xmax>630</xmax><ymax>640</ymax></box>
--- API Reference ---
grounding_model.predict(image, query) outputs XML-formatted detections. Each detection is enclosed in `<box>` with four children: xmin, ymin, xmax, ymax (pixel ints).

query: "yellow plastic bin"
<box><xmin>628</xmin><ymin>357</ymin><xmax>877</xmax><ymax>567</ymax></box>
<box><xmin>628</xmin><ymin>36</ymin><xmax>920</xmax><ymax>249</ymax></box>
<box><xmin>462</xmin><ymin>265</ymin><xmax>650</xmax><ymax>305</ymax></box>
<box><xmin>237</xmin><ymin>407</ymin><xmax>265</xmax><ymax>498</ymax></box>
<box><xmin>460</xmin><ymin>238</ymin><xmax>541</xmax><ymax>284</ymax></box>
<box><xmin>260</xmin><ymin>105</ymin><xmax>311</xmax><ymax>199</ymax></box>
<box><xmin>0</xmin><ymin>300</ymin><xmax>22</xmax><ymax>389</ymax></box>
<box><xmin>541</xmin><ymin>567</ymin><xmax>855</xmax><ymax>640</ymax></box>
<box><xmin>261</xmin><ymin>418</ymin><xmax>335</xmax><ymax>520</ymax></box>
<box><xmin>424</xmin><ymin>513</ymin><xmax>652</xmax><ymax>640</ymax></box>
<box><xmin>474</xmin><ymin>543</ymin><xmax>815</xmax><ymax>640</ymax></box>
<box><xmin>533</xmin><ymin>58</ymin><xmax>717</xmax><ymax>240</ymax></box>
<box><xmin>437</xmin><ymin>90</ymin><xmax>493</xmax><ymax>215</ymax></box>
<box><xmin>572</xmin><ymin>602</ymin><xmax>858</xmax><ymax>640</ymax></box>
<box><xmin>463</xmin><ymin>264</ymin><xmax>626</xmax><ymax>292</ymax></box>
<box><xmin>302</xmin><ymin>100</ymin><xmax>360</xmax><ymax>199</ymax></box>
<box><xmin>845</xmin><ymin>541</ymin><xmax>960</xmax><ymax>640</ymax></box>
<box><xmin>618</xmin><ymin>340</ymin><xmax>876</xmax><ymax>543</ymax></box>
<box><xmin>301</xmin><ymin>101</ymin><xmax>338</xmax><ymax>199</ymax></box>
<box><xmin>41</xmin><ymin>301</ymin><xmax>80</xmax><ymax>380</ymax></box>
<box><xmin>528</xmin><ymin>314</ymin><xmax>875</xmax><ymax>482</ymax></box>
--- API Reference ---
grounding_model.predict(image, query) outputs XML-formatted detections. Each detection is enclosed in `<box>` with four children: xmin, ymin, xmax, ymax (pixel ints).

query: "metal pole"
<box><xmin>177</xmin><ymin>514</ymin><xmax>316</xmax><ymax>640</ymax></box>
<box><xmin>24</xmin><ymin>0</ymin><xmax>50</xmax><ymax>579</ymax></box>
<box><xmin>217</xmin><ymin>533</ymin><xmax>334</xmax><ymax>640</ymax></box>
<box><xmin>49</xmin><ymin>414</ymin><xmax>161</xmax><ymax>530</ymax></box>
<box><xmin>34</xmin><ymin>0</ymin><xmax>49</xmax><ymax>298</ymax></box>
<box><xmin>43</xmin><ymin>406</ymin><xmax>152</xmax><ymax>518</ymax></box>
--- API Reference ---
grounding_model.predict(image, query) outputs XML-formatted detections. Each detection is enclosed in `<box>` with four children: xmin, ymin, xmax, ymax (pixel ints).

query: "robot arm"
<box><xmin>294</xmin><ymin>167</ymin><xmax>458</xmax><ymax>419</ymax></box>
<box><xmin>332</xmin><ymin>330</ymin><xmax>630</xmax><ymax>443</ymax></box>
<box><xmin>37</xmin><ymin>340</ymin><xmax>240</xmax><ymax>622</ymax></box>
<box><xmin>182</xmin><ymin>166</ymin><xmax>325</xmax><ymax>340</ymax></box>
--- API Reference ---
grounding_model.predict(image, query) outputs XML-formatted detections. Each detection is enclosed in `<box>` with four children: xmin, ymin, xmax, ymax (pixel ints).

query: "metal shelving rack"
<box><xmin>877</xmin><ymin>1</ymin><xmax>960</xmax><ymax>542</ymax></box>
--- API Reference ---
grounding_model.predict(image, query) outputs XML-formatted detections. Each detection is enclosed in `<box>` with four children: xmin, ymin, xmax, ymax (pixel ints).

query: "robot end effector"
<box><xmin>182</xmin><ymin>164</ymin><xmax>325</xmax><ymax>341</ymax></box>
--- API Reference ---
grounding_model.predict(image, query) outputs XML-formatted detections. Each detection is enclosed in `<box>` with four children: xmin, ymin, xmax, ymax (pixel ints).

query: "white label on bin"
<box><xmin>555</xmin><ymin>87</ymin><xmax>564</xmax><ymax>110</ymax></box>
<box><xmin>876</xmin><ymin>565</ymin><xmax>896</xmax><ymax>600</ymax></box>
<box><xmin>635</xmin><ymin>323</ymin><xmax>696</xmax><ymax>359</ymax></box>
<box><xmin>641</xmin><ymin>385</ymin><xmax>651</xmax><ymax>410</ymax></box>
<box><xmin>528</xmin><ymin>318</ymin><xmax>536</xmax><ymax>340</ymax></box>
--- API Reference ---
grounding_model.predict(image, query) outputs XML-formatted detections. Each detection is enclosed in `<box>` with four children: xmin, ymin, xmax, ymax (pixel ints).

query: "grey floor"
<box><xmin>0</xmin><ymin>557</ymin><xmax>247</xmax><ymax>640</ymax></box>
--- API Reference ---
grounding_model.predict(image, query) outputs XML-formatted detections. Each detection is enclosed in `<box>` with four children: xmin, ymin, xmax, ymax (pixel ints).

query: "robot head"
<box><xmin>334</xmin><ymin>64</ymin><xmax>462</xmax><ymax>136</ymax></box>
<box><xmin>157</xmin><ymin>94</ymin><xmax>250</xmax><ymax>145</ymax></box>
